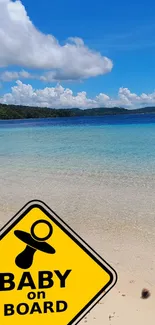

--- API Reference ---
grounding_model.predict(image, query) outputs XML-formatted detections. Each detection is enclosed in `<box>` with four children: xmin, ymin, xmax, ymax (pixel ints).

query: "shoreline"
<box><xmin>0</xmin><ymin>116</ymin><xmax>155</xmax><ymax>324</ymax></box>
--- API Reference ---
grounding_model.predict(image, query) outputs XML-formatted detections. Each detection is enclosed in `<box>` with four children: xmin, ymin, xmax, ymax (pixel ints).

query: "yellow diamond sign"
<box><xmin>0</xmin><ymin>200</ymin><xmax>117</xmax><ymax>325</ymax></box>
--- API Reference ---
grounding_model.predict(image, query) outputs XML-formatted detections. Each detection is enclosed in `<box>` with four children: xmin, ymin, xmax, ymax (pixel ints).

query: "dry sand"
<box><xmin>0</xmin><ymin>170</ymin><xmax>155</xmax><ymax>324</ymax></box>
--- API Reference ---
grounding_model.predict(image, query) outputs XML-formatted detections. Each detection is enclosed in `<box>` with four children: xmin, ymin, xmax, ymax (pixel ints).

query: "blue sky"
<box><xmin>23</xmin><ymin>0</ymin><xmax>155</xmax><ymax>94</ymax></box>
<box><xmin>0</xmin><ymin>0</ymin><xmax>155</xmax><ymax>108</ymax></box>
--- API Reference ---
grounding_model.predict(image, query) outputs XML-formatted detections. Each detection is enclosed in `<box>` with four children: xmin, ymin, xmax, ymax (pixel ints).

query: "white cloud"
<box><xmin>1</xmin><ymin>80</ymin><xmax>155</xmax><ymax>109</ymax></box>
<box><xmin>0</xmin><ymin>0</ymin><xmax>113</xmax><ymax>81</ymax></box>
<box><xmin>0</xmin><ymin>70</ymin><xmax>32</xmax><ymax>81</ymax></box>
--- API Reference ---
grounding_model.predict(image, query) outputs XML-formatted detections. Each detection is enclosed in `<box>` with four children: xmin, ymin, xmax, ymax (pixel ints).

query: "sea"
<box><xmin>0</xmin><ymin>114</ymin><xmax>155</xmax><ymax>175</ymax></box>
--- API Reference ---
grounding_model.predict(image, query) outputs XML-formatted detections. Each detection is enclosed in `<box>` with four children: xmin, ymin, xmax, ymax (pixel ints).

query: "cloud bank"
<box><xmin>1</xmin><ymin>80</ymin><xmax>155</xmax><ymax>109</ymax></box>
<box><xmin>0</xmin><ymin>0</ymin><xmax>113</xmax><ymax>81</ymax></box>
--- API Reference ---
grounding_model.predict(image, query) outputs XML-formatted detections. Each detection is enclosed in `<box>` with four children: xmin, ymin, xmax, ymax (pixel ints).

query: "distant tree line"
<box><xmin>0</xmin><ymin>103</ymin><xmax>155</xmax><ymax>119</ymax></box>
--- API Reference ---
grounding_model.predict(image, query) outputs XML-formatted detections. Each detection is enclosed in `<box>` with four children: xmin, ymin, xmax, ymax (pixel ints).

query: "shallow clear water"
<box><xmin>0</xmin><ymin>114</ymin><xmax>155</xmax><ymax>176</ymax></box>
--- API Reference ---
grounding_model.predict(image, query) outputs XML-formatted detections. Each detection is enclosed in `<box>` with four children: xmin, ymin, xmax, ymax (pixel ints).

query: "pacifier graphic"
<box><xmin>14</xmin><ymin>219</ymin><xmax>56</xmax><ymax>269</ymax></box>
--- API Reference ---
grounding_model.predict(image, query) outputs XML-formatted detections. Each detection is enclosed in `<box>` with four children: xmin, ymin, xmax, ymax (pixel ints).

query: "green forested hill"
<box><xmin>0</xmin><ymin>103</ymin><xmax>155</xmax><ymax>119</ymax></box>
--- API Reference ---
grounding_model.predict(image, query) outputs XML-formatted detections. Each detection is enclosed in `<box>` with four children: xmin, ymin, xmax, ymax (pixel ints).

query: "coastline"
<box><xmin>1</xmin><ymin>102</ymin><xmax>155</xmax><ymax>120</ymax></box>
<box><xmin>0</xmin><ymin>112</ymin><xmax>155</xmax><ymax>122</ymax></box>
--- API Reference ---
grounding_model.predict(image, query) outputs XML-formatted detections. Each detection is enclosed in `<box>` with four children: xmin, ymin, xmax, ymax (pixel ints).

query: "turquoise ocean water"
<box><xmin>0</xmin><ymin>114</ymin><xmax>155</xmax><ymax>176</ymax></box>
